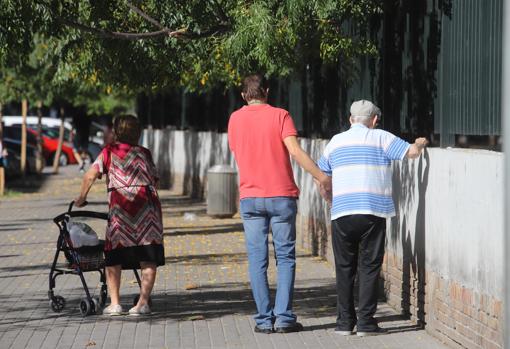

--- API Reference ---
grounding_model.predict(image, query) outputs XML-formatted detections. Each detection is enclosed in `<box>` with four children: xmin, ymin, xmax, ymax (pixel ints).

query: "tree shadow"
<box><xmin>164</xmin><ymin>222</ymin><xmax>244</xmax><ymax>236</ymax></box>
<box><xmin>414</xmin><ymin>150</ymin><xmax>430</xmax><ymax>324</ymax></box>
<box><xmin>5</xmin><ymin>172</ymin><xmax>50</xmax><ymax>194</ymax></box>
<box><xmin>183</xmin><ymin>131</ymin><xmax>202</xmax><ymax>198</ymax></box>
<box><xmin>391</xmin><ymin>151</ymin><xmax>430</xmax><ymax>325</ymax></box>
<box><xmin>0</xmin><ymin>263</ymin><xmax>50</xmax><ymax>273</ymax></box>
<box><xmin>165</xmin><ymin>252</ymin><xmax>247</xmax><ymax>266</ymax></box>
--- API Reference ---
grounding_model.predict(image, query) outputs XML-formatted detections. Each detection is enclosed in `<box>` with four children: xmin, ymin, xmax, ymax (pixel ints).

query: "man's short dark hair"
<box><xmin>242</xmin><ymin>74</ymin><xmax>269</xmax><ymax>101</ymax></box>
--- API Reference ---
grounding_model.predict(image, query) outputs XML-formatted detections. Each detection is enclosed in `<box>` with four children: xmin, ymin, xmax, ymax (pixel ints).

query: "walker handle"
<box><xmin>69</xmin><ymin>200</ymin><xmax>88</xmax><ymax>212</ymax></box>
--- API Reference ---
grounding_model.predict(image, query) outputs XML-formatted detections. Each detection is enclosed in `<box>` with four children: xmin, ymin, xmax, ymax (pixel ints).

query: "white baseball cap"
<box><xmin>350</xmin><ymin>100</ymin><xmax>381</xmax><ymax>117</ymax></box>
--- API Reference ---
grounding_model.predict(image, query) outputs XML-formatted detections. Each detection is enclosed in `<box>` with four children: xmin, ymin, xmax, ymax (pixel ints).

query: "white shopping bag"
<box><xmin>67</xmin><ymin>219</ymin><xmax>100</xmax><ymax>248</ymax></box>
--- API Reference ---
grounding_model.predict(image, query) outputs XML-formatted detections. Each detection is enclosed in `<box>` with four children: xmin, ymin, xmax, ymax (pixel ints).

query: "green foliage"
<box><xmin>0</xmin><ymin>0</ymin><xmax>381</xmax><ymax>100</ymax></box>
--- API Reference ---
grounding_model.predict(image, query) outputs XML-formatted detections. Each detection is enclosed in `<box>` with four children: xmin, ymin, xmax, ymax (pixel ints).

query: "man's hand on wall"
<box><xmin>415</xmin><ymin>137</ymin><xmax>428</xmax><ymax>149</ymax></box>
<box><xmin>407</xmin><ymin>138</ymin><xmax>429</xmax><ymax>159</ymax></box>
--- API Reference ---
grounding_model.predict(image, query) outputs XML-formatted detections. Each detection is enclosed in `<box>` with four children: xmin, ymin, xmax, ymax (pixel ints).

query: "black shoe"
<box><xmin>275</xmin><ymin>322</ymin><xmax>304</xmax><ymax>333</ymax></box>
<box><xmin>254</xmin><ymin>326</ymin><xmax>273</xmax><ymax>334</ymax></box>
<box><xmin>356</xmin><ymin>326</ymin><xmax>388</xmax><ymax>337</ymax></box>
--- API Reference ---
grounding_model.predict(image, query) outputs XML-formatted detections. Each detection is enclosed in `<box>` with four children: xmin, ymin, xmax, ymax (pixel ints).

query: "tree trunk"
<box><xmin>36</xmin><ymin>101</ymin><xmax>44</xmax><ymax>173</ymax></box>
<box><xmin>21</xmin><ymin>99</ymin><xmax>28</xmax><ymax>176</ymax></box>
<box><xmin>52</xmin><ymin>106</ymin><xmax>65</xmax><ymax>174</ymax></box>
<box><xmin>0</xmin><ymin>101</ymin><xmax>4</xmax><ymax>196</ymax></box>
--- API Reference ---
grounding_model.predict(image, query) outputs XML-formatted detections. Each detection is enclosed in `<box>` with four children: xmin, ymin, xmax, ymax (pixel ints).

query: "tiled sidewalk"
<box><xmin>0</xmin><ymin>167</ymin><xmax>449</xmax><ymax>348</ymax></box>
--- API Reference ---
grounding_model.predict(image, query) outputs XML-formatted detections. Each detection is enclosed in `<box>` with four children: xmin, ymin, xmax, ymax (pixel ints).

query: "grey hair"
<box><xmin>351</xmin><ymin>115</ymin><xmax>373</xmax><ymax>125</ymax></box>
<box><xmin>350</xmin><ymin>106</ymin><xmax>381</xmax><ymax>125</ymax></box>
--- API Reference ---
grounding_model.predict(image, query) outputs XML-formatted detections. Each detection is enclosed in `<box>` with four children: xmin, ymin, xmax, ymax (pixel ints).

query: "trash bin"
<box><xmin>207</xmin><ymin>165</ymin><xmax>237</xmax><ymax>218</ymax></box>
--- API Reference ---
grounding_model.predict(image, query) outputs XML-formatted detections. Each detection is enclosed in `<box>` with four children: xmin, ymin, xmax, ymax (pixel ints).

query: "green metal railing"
<box><xmin>437</xmin><ymin>0</ymin><xmax>503</xmax><ymax>146</ymax></box>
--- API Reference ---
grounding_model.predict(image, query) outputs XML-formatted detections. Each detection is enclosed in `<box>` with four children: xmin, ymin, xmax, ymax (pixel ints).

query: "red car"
<box><xmin>27</xmin><ymin>128</ymin><xmax>78</xmax><ymax>166</ymax></box>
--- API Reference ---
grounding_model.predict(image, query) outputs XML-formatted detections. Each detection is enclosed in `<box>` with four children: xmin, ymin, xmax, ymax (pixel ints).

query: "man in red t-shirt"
<box><xmin>228</xmin><ymin>74</ymin><xmax>331</xmax><ymax>334</ymax></box>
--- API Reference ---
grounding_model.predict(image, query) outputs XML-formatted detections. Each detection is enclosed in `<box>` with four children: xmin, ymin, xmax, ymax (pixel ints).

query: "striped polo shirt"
<box><xmin>318</xmin><ymin>124</ymin><xmax>410</xmax><ymax>220</ymax></box>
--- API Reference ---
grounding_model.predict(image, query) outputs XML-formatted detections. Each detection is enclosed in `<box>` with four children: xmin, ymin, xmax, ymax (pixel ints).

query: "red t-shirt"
<box><xmin>228</xmin><ymin>104</ymin><xmax>300</xmax><ymax>199</ymax></box>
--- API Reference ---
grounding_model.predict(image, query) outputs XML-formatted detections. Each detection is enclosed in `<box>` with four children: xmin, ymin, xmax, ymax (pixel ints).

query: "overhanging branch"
<box><xmin>38</xmin><ymin>0</ymin><xmax>230</xmax><ymax>41</ymax></box>
<box><xmin>126</xmin><ymin>2</ymin><xmax>167</xmax><ymax>31</ymax></box>
<box><xmin>58</xmin><ymin>16</ymin><xmax>189</xmax><ymax>40</ymax></box>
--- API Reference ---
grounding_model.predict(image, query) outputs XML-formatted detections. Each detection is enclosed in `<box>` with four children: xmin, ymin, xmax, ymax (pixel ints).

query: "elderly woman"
<box><xmin>74</xmin><ymin>115</ymin><xmax>164</xmax><ymax>316</ymax></box>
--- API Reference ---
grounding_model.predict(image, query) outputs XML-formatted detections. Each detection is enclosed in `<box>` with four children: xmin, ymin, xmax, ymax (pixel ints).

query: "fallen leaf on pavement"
<box><xmin>185</xmin><ymin>283</ymin><xmax>199</xmax><ymax>290</ymax></box>
<box><xmin>184</xmin><ymin>315</ymin><xmax>205</xmax><ymax>321</ymax></box>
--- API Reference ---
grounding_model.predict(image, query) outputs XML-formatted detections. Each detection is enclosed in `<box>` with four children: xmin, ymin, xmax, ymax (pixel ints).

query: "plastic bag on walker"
<box><xmin>67</xmin><ymin>220</ymin><xmax>100</xmax><ymax>248</ymax></box>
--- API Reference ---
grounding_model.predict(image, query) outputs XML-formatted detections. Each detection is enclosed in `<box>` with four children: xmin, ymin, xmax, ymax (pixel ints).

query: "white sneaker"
<box><xmin>357</xmin><ymin>327</ymin><xmax>388</xmax><ymax>337</ymax></box>
<box><xmin>335</xmin><ymin>329</ymin><xmax>354</xmax><ymax>336</ymax></box>
<box><xmin>102</xmin><ymin>304</ymin><xmax>123</xmax><ymax>316</ymax></box>
<box><xmin>129</xmin><ymin>304</ymin><xmax>151</xmax><ymax>316</ymax></box>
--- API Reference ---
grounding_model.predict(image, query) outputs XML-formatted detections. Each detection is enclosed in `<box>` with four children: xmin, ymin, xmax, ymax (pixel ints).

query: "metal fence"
<box><xmin>137</xmin><ymin>0</ymin><xmax>504</xmax><ymax>149</ymax></box>
<box><xmin>437</xmin><ymin>0</ymin><xmax>503</xmax><ymax>145</ymax></box>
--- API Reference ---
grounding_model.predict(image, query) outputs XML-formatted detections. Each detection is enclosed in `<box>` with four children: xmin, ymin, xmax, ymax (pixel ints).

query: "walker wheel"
<box><xmin>92</xmin><ymin>298</ymin><xmax>99</xmax><ymax>313</ymax></box>
<box><xmin>50</xmin><ymin>296</ymin><xmax>66</xmax><ymax>312</ymax></box>
<box><xmin>133</xmin><ymin>294</ymin><xmax>152</xmax><ymax>307</ymax></box>
<box><xmin>99</xmin><ymin>286</ymin><xmax>108</xmax><ymax>307</ymax></box>
<box><xmin>79</xmin><ymin>298</ymin><xmax>96</xmax><ymax>316</ymax></box>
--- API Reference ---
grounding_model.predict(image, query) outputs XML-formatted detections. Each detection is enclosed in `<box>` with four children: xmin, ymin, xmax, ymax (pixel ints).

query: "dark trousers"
<box><xmin>332</xmin><ymin>214</ymin><xmax>386</xmax><ymax>331</ymax></box>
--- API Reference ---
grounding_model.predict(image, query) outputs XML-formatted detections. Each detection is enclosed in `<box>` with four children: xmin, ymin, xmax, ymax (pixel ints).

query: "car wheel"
<box><xmin>59</xmin><ymin>153</ymin><xmax>69</xmax><ymax>166</ymax></box>
<box><xmin>50</xmin><ymin>152</ymin><xmax>69</xmax><ymax>167</ymax></box>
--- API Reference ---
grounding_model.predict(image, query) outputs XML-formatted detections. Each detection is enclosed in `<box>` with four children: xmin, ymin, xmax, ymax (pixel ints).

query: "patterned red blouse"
<box><xmin>92</xmin><ymin>143</ymin><xmax>163</xmax><ymax>252</ymax></box>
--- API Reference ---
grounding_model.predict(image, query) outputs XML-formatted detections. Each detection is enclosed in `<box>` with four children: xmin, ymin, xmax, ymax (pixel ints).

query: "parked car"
<box><xmin>2</xmin><ymin>125</ymin><xmax>40</xmax><ymax>175</ymax></box>
<box><xmin>35</xmin><ymin>127</ymin><xmax>78</xmax><ymax>166</ymax></box>
<box><xmin>6</xmin><ymin>125</ymin><xmax>78</xmax><ymax>166</ymax></box>
<box><xmin>4</xmin><ymin>115</ymin><xmax>104</xmax><ymax>165</ymax></box>
<box><xmin>3</xmin><ymin>116</ymin><xmax>74</xmax><ymax>139</ymax></box>
<box><xmin>38</xmin><ymin>125</ymin><xmax>103</xmax><ymax>164</ymax></box>
<box><xmin>39</xmin><ymin>125</ymin><xmax>74</xmax><ymax>143</ymax></box>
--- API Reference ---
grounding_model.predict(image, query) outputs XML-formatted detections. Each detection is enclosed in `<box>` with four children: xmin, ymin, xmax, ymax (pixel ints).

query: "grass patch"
<box><xmin>1</xmin><ymin>189</ymin><xmax>24</xmax><ymax>198</ymax></box>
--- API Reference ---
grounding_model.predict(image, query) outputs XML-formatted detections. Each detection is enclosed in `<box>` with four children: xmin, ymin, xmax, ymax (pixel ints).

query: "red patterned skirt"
<box><xmin>105</xmin><ymin>185</ymin><xmax>165</xmax><ymax>269</ymax></box>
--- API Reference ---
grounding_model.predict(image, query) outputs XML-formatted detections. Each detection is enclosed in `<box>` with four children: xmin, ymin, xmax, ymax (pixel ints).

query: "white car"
<box><xmin>3</xmin><ymin>116</ymin><xmax>74</xmax><ymax>135</ymax></box>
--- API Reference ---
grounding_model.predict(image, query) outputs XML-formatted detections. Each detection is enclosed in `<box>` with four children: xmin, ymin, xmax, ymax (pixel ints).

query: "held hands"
<box><xmin>315</xmin><ymin>174</ymin><xmax>332</xmax><ymax>205</ymax></box>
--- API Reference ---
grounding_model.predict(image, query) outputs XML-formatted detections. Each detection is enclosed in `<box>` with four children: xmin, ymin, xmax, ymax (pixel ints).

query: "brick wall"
<box><xmin>383</xmin><ymin>252</ymin><xmax>503</xmax><ymax>349</ymax></box>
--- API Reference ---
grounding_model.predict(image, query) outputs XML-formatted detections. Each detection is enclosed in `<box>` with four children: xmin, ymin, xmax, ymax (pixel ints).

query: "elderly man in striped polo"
<box><xmin>318</xmin><ymin>100</ymin><xmax>428</xmax><ymax>337</ymax></box>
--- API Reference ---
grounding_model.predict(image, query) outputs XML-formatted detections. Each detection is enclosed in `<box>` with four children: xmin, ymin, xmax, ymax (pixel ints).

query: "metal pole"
<box><xmin>503</xmin><ymin>0</ymin><xmax>510</xmax><ymax>347</ymax></box>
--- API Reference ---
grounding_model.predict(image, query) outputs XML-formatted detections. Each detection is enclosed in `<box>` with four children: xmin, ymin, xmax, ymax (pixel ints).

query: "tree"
<box><xmin>20</xmin><ymin>98</ymin><xmax>27</xmax><ymax>175</ymax></box>
<box><xmin>0</xmin><ymin>101</ymin><xmax>4</xmax><ymax>195</ymax></box>
<box><xmin>0</xmin><ymin>65</ymin><xmax>31</xmax><ymax>176</ymax></box>
<box><xmin>52</xmin><ymin>106</ymin><xmax>65</xmax><ymax>174</ymax></box>
<box><xmin>0</xmin><ymin>30</ymin><xmax>134</xmax><ymax>173</ymax></box>
<box><xmin>0</xmin><ymin>0</ymin><xmax>383</xmax><ymax>151</ymax></box>
<box><xmin>1</xmin><ymin>1</ymin><xmax>381</xmax><ymax>93</ymax></box>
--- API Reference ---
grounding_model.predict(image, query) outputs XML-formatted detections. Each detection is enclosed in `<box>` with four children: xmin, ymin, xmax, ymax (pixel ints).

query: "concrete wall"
<box><xmin>143</xmin><ymin>129</ymin><xmax>503</xmax><ymax>349</ymax></box>
<box><xmin>384</xmin><ymin>148</ymin><xmax>504</xmax><ymax>349</ymax></box>
<box><xmin>142</xmin><ymin>129</ymin><xmax>235</xmax><ymax>198</ymax></box>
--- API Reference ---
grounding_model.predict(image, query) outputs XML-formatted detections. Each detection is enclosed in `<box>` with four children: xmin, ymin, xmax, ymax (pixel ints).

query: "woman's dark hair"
<box><xmin>113</xmin><ymin>114</ymin><xmax>141</xmax><ymax>145</ymax></box>
<box><xmin>242</xmin><ymin>74</ymin><xmax>269</xmax><ymax>101</ymax></box>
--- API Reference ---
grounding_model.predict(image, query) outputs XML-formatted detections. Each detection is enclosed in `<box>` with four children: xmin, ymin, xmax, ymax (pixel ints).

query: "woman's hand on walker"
<box><xmin>74</xmin><ymin>196</ymin><xmax>88</xmax><ymax>207</ymax></box>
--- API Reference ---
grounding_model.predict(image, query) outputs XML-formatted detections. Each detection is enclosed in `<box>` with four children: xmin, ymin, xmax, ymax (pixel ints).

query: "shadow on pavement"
<box><xmin>164</xmin><ymin>222</ymin><xmax>244</xmax><ymax>236</ymax></box>
<box><xmin>6</xmin><ymin>173</ymin><xmax>49</xmax><ymax>194</ymax></box>
<box><xmin>165</xmin><ymin>252</ymin><xmax>247</xmax><ymax>265</ymax></box>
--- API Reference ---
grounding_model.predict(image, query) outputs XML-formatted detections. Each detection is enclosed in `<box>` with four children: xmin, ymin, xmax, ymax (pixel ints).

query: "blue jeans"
<box><xmin>240</xmin><ymin>197</ymin><xmax>298</xmax><ymax>329</ymax></box>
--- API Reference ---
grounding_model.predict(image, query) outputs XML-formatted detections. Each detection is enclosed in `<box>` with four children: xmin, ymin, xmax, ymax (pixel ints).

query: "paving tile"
<box><xmin>0</xmin><ymin>165</ymin><xmax>449</xmax><ymax>349</ymax></box>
